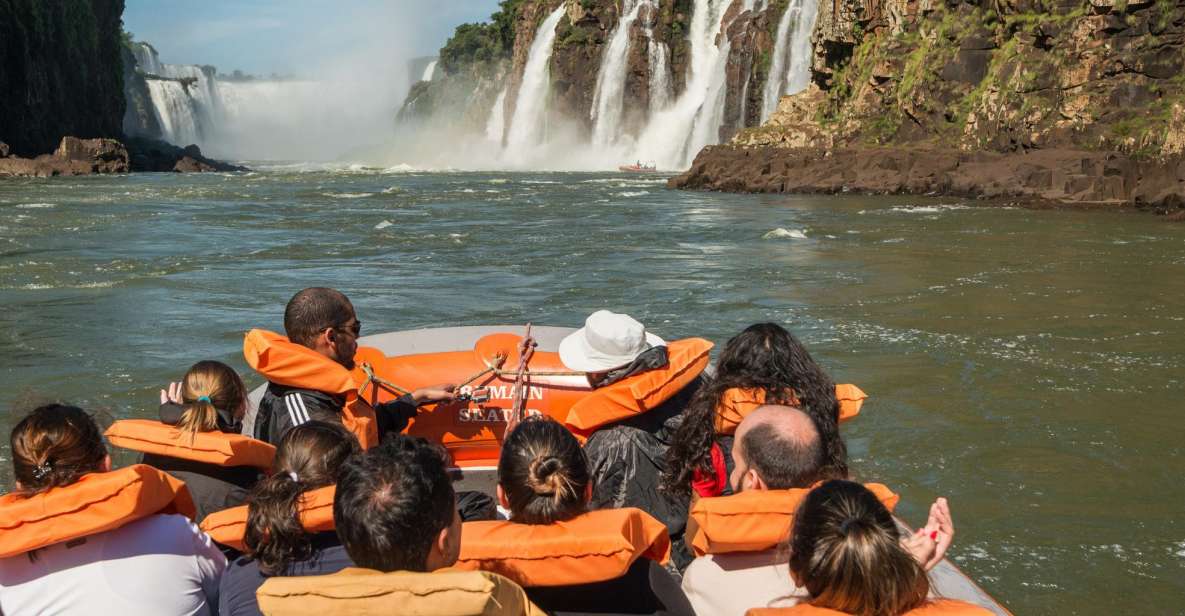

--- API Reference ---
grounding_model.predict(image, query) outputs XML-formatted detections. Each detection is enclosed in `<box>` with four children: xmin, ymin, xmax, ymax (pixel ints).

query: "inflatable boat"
<box><xmin>246</xmin><ymin>325</ymin><xmax>1011</xmax><ymax>615</ymax></box>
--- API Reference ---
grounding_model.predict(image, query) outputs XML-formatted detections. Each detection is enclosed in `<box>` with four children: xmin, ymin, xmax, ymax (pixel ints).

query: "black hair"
<box><xmin>333</xmin><ymin>436</ymin><xmax>455</xmax><ymax>572</ymax></box>
<box><xmin>498</xmin><ymin>416</ymin><xmax>590</xmax><ymax>524</ymax></box>
<box><xmin>665</xmin><ymin>323</ymin><xmax>847</xmax><ymax>497</ymax></box>
<box><xmin>741</xmin><ymin>419</ymin><xmax>824</xmax><ymax>489</ymax></box>
<box><xmin>244</xmin><ymin>421</ymin><xmax>360</xmax><ymax>576</ymax></box>
<box><xmin>283</xmin><ymin>287</ymin><xmax>354</xmax><ymax>347</ymax></box>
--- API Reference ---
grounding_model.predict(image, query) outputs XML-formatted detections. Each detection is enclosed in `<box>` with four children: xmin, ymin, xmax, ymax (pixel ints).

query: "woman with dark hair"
<box><xmin>665</xmin><ymin>323</ymin><xmax>848</xmax><ymax>501</ymax></box>
<box><xmin>462</xmin><ymin>416</ymin><xmax>693</xmax><ymax>616</ymax></box>
<box><xmin>745</xmin><ymin>480</ymin><xmax>987</xmax><ymax>616</ymax></box>
<box><xmin>216</xmin><ymin>421</ymin><xmax>360</xmax><ymax>616</ymax></box>
<box><xmin>0</xmin><ymin>404</ymin><xmax>225</xmax><ymax>615</ymax></box>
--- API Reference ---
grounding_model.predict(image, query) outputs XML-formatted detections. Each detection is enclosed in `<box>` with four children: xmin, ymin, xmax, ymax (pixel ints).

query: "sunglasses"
<box><xmin>332</xmin><ymin>320</ymin><xmax>361</xmax><ymax>337</ymax></box>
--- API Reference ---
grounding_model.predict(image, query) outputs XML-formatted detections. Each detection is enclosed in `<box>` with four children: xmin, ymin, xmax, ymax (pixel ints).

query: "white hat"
<box><xmin>559</xmin><ymin>310</ymin><xmax>666</xmax><ymax>372</ymax></box>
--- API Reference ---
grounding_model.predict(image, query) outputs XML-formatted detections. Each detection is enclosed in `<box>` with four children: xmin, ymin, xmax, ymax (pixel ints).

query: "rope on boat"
<box><xmin>356</xmin><ymin>326</ymin><xmax>587</xmax><ymax>404</ymax></box>
<box><xmin>507</xmin><ymin>324</ymin><xmax>537</xmax><ymax>431</ymax></box>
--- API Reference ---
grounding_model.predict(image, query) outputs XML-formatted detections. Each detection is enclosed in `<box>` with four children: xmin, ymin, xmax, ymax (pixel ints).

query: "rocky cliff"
<box><xmin>672</xmin><ymin>0</ymin><xmax>1185</xmax><ymax>209</ymax></box>
<box><xmin>395</xmin><ymin>0</ymin><xmax>793</xmax><ymax>167</ymax></box>
<box><xmin>0</xmin><ymin>0</ymin><xmax>126</xmax><ymax>157</ymax></box>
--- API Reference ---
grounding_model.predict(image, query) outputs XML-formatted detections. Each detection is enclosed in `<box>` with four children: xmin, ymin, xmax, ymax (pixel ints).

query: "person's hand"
<box><xmin>901</xmin><ymin>497</ymin><xmax>953</xmax><ymax>571</ymax></box>
<box><xmin>412</xmin><ymin>384</ymin><xmax>458</xmax><ymax>405</ymax></box>
<box><xmin>160</xmin><ymin>382</ymin><xmax>182</xmax><ymax>405</ymax></box>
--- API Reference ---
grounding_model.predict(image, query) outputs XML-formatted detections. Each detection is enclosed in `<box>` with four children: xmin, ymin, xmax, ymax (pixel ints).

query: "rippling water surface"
<box><xmin>1</xmin><ymin>166</ymin><xmax>1183</xmax><ymax>612</ymax></box>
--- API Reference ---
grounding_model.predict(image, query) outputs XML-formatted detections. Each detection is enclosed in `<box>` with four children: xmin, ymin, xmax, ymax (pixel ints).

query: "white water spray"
<box><xmin>589</xmin><ymin>0</ymin><xmax>645</xmax><ymax>146</ymax></box>
<box><xmin>760</xmin><ymin>0</ymin><xmax>819</xmax><ymax>121</ymax></box>
<box><xmin>504</xmin><ymin>5</ymin><xmax>568</xmax><ymax>154</ymax></box>
<box><xmin>485</xmin><ymin>86</ymin><xmax>508</xmax><ymax>143</ymax></box>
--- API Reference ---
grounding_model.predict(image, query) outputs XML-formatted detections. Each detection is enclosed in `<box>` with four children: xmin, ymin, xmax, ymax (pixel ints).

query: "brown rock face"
<box><xmin>670</xmin><ymin>144</ymin><xmax>1185</xmax><ymax>211</ymax></box>
<box><xmin>0</xmin><ymin>137</ymin><xmax>129</xmax><ymax>177</ymax></box>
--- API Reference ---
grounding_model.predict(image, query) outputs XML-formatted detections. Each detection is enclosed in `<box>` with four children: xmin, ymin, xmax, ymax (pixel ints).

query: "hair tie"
<box><xmin>197</xmin><ymin>395</ymin><xmax>212</xmax><ymax>404</ymax></box>
<box><xmin>287</xmin><ymin>471</ymin><xmax>299</xmax><ymax>482</ymax></box>
<box><xmin>31</xmin><ymin>460</ymin><xmax>53</xmax><ymax>481</ymax></box>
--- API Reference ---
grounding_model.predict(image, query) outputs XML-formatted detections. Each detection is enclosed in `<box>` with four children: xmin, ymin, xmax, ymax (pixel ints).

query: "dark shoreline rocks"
<box><xmin>0</xmin><ymin>136</ymin><xmax>247</xmax><ymax>177</ymax></box>
<box><xmin>670</xmin><ymin>145</ymin><xmax>1185</xmax><ymax>216</ymax></box>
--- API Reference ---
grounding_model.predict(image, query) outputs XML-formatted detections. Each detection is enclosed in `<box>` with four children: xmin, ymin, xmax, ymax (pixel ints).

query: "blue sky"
<box><xmin>124</xmin><ymin>0</ymin><xmax>500</xmax><ymax>76</ymax></box>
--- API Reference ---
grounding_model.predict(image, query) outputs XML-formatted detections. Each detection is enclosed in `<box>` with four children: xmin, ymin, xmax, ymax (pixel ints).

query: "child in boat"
<box><xmin>665</xmin><ymin>322</ymin><xmax>849</xmax><ymax>501</ymax></box>
<box><xmin>492</xmin><ymin>416</ymin><xmax>694</xmax><ymax>616</ymax></box>
<box><xmin>746</xmin><ymin>480</ymin><xmax>986</xmax><ymax>616</ymax></box>
<box><xmin>0</xmin><ymin>404</ymin><xmax>225</xmax><ymax>615</ymax></box>
<box><xmin>217</xmin><ymin>421</ymin><xmax>360</xmax><ymax>616</ymax></box>
<box><xmin>155</xmin><ymin>359</ymin><xmax>263</xmax><ymax>521</ymax></box>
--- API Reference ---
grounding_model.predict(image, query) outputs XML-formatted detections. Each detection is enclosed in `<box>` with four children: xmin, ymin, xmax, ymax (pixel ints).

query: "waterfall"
<box><xmin>760</xmin><ymin>0</ymin><xmax>819</xmax><ymax>121</ymax></box>
<box><xmin>644</xmin><ymin>4</ymin><xmax>672</xmax><ymax>116</ymax></box>
<box><xmin>631</xmin><ymin>0</ymin><xmax>731</xmax><ymax>168</ymax></box>
<box><xmin>486</xmin><ymin>87</ymin><xmax>509</xmax><ymax>143</ymax></box>
<box><xmin>589</xmin><ymin>0</ymin><xmax>646</xmax><ymax>146</ymax></box>
<box><xmin>145</xmin><ymin>79</ymin><xmax>202</xmax><ymax>145</ymax></box>
<box><xmin>421</xmin><ymin>60</ymin><xmax>439</xmax><ymax>82</ymax></box>
<box><xmin>131</xmin><ymin>43</ymin><xmax>163</xmax><ymax>75</ymax></box>
<box><xmin>504</xmin><ymin>4</ymin><xmax>568</xmax><ymax>150</ymax></box>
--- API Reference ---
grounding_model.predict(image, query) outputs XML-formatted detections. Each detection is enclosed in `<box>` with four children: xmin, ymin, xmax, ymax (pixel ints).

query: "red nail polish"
<box><xmin>930</xmin><ymin>531</ymin><xmax>938</xmax><ymax>541</ymax></box>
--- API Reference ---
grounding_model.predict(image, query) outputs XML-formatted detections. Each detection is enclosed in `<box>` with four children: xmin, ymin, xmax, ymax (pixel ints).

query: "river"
<box><xmin>1</xmin><ymin>166</ymin><xmax>1182</xmax><ymax>612</ymax></box>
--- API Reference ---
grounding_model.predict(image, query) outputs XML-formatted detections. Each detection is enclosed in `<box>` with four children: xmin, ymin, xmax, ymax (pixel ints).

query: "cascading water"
<box><xmin>644</xmin><ymin>3</ymin><xmax>673</xmax><ymax>116</ymax></box>
<box><xmin>486</xmin><ymin>87</ymin><xmax>508</xmax><ymax>143</ymax></box>
<box><xmin>630</xmin><ymin>0</ymin><xmax>731</xmax><ymax>169</ymax></box>
<box><xmin>131</xmin><ymin>43</ymin><xmax>222</xmax><ymax>147</ymax></box>
<box><xmin>589</xmin><ymin>0</ymin><xmax>646</xmax><ymax>146</ymax></box>
<box><xmin>421</xmin><ymin>60</ymin><xmax>439</xmax><ymax>82</ymax></box>
<box><xmin>760</xmin><ymin>0</ymin><xmax>819</xmax><ymax>121</ymax></box>
<box><xmin>504</xmin><ymin>5</ymin><xmax>568</xmax><ymax>155</ymax></box>
<box><xmin>145</xmin><ymin>80</ymin><xmax>202</xmax><ymax>145</ymax></box>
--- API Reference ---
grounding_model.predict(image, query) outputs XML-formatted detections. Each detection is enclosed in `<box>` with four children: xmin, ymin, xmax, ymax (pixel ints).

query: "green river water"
<box><xmin>0</xmin><ymin>166</ymin><xmax>1182</xmax><ymax>613</ymax></box>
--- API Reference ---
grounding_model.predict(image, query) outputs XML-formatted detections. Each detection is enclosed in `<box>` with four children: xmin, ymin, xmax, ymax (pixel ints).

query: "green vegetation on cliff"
<box><xmin>795</xmin><ymin>0</ymin><xmax>1185</xmax><ymax>157</ymax></box>
<box><xmin>439</xmin><ymin>0</ymin><xmax>526</xmax><ymax>74</ymax></box>
<box><xmin>0</xmin><ymin>0</ymin><xmax>127</xmax><ymax>156</ymax></box>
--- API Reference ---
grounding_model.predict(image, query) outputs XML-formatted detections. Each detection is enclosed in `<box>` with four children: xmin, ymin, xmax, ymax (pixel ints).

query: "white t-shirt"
<box><xmin>681</xmin><ymin>549</ymin><xmax>808</xmax><ymax>616</ymax></box>
<box><xmin>0</xmin><ymin>514</ymin><xmax>226</xmax><ymax>616</ymax></box>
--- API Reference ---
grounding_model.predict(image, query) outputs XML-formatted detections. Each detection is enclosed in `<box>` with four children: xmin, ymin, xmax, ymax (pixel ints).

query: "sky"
<box><xmin>123</xmin><ymin>0</ymin><xmax>500</xmax><ymax>76</ymax></box>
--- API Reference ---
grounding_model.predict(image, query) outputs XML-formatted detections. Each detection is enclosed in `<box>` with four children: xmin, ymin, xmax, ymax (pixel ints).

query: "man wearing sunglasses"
<box><xmin>253</xmin><ymin>287</ymin><xmax>456</xmax><ymax>446</ymax></box>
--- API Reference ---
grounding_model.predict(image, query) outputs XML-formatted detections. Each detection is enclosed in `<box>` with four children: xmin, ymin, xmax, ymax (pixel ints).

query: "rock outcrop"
<box><xmin>0</xmin><ymin>0</ymin><xmax>126</xmax><ymax>158</ymax></box>
<box><xmin>0</xmin><ymin>137</ymin><xmax>130</xmax><ymax>177</ymax></box>
<box><xmin>673</xmin><ymin>0</ymin><xmax>1185</xmax><ymax>211</ymax></box>
<box><xmin>124</xmin><ymin>139</ymin><xmax>248</xmax><ymax>173</ymax></box>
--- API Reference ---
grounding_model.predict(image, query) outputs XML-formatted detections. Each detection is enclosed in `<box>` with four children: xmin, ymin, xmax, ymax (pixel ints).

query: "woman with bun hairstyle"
<box><xmin>0</xmin><ymin>404</ymin><xmax>226</xmax><ymax>615</ymax></box>
<box><xmin>486</xmin><ymin>416</ymin><xmax>694</xmax><ymax>616</ymax></box>
<box><xmin>149</xmin><ymin>359</ymin><xmax>263</xmax><ymax>521</ymax></box>
<box><xmin>746</xmin><ymin>480</ymin><xmax>988</xmax><ymax>616</ymax></box>
<box><xmin>666</xmin><ymin>323</ymin><xmax>848</xmax><ymax>501</ymax></box>
<box><xmin>217</xmin><ymin>421</ymin><xmax>360</xmax><ymax>616</ymax></box>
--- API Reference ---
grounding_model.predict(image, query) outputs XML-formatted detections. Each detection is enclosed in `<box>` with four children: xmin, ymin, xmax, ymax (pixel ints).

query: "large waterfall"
<box><xmin>127</xmin><ymin>43</ymin><xmax>222</xmax><ymax>147</ymax></box>
<box><xmin>761</xmin><ymin>0</ymin><xmax>819</xmax><ymax>121</ymax></box>
<box><xmin>589</xmin><ymin>0</ymin><xmax>647</xmax><ymax>146</ymax></box>
<box><xmin>504</xmin><ymin>5</ymin><xmax>568</xmax><ymax>156</ymax></box>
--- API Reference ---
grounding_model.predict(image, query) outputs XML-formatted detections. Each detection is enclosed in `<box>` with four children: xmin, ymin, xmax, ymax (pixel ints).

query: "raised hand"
<box><xmin>159</xmin><ymin>381</ymin><xmax>183</xmax><ymax>405</ymax></box>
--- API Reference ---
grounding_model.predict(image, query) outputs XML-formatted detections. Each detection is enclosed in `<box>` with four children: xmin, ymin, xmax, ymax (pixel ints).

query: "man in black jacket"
<box><xmin>254</xmin><ymin>287</ymin><xmax>455</xmax><ymax>445</ymax></box>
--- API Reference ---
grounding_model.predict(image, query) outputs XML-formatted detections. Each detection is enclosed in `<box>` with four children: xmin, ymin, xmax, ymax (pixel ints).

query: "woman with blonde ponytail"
<box><xmin>146</xmin><ymin>360</ymin><xmax>261</xmax><ymax>521</ymax></box>
<box><xmin>487</xmin><ymin>416</ymin><xmax>694</xmax><ymax>616</ymax></box>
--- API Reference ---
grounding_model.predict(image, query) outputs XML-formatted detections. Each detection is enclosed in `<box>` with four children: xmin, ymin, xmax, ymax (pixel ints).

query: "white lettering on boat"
<box><xmin>457</xmin><ymin>408</ymin><xmax>544</xmax><ymax>423</ymax></box>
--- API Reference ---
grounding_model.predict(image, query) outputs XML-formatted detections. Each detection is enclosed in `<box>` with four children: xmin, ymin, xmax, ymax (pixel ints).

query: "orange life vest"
<box><xmin>353</xmin><ymin>334</ymin><xmax>712</xmax><ymax>466</ymax></box>
<box><xmin>563</xmin><ymin>338</ymin><xmax>714</xmax><ymax>436</ymax></box>
<box><xmin>244</xmin><ymin>329</ymin><xmax>380</xmax><ymax>448</ymax></box>
<box><xmin>454</xmin><ymin>508</ymin><xmax>671</xmax><ymax>587</ymax></box>
<box><xmin>714</xmin><ymin>384</ymin><xmax>867</xmax><ymax>434</ymax></box>
<box><xmin>746</xmin><ymin>599</ymin><xmax>996</xmax><ymax>616</ymax></box>
<box><xmin>690</xmin><ymin>483</ymin><xmax>899</xmax><ymax>557</ymax></box>
<box><xmin>106</xmin><ymin>419</ymin><xmax>276</xmax><ymax>469</ymax></box>
<box><xmin>200</xmin><ymin>485</ymin><xmax>336</xmax><ymax>552</ymax></box>
<box><xmin>0</xmin><ymin>464</ymin><xmax>195</xmax><ymax>558</ymax></box>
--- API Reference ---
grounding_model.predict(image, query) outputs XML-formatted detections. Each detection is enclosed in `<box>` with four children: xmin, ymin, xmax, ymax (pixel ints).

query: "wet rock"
<box><xmin>0</xmin><ymin>142</ymin><xmax>8</xmax><ymax>158</ymax></box>
<box><xmin>124</xmin><ymin>138</ymin><xmax>247</xmax><ymax>173</ymax></box>
<box><xmin>0</xmin><ymin>137</ymin><xmax>129</xmax><ymax>177</ymax></box>
<box><xmin>670</xmin><ymin>144</ymin><xmax>1185</xmax><ymax>215</ymax></box>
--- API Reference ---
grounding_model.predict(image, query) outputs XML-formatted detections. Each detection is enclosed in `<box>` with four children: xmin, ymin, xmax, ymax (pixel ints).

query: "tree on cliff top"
<box><xmin>439</xmin><ymin>0</ymin><xmax>525</xmax><ymax>75</ymax></box>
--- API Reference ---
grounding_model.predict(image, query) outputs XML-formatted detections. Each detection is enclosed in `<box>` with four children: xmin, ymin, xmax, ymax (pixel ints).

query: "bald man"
<box><xmin>681</xmin><ymin>405</ymin><xmax>824</xmax><ymax>616</ymax></box>
<box><xmin>728</xmin><ymin>404</ymin><xmax>826</xmax><ymax>493</ymax></box>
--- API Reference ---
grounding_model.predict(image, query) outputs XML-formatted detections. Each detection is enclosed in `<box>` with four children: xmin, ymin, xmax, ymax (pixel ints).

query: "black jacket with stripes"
<box><xmin>253</xmin><ymin>382</ymin><xmax>419</xmax><ymax>446</ymax></box>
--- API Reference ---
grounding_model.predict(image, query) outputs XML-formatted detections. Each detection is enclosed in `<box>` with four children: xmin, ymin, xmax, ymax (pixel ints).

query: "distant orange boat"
<box><xmin>619</xmin><ymin>162</ymin><xmax>657</xmax><ymax>173</ymax></box>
